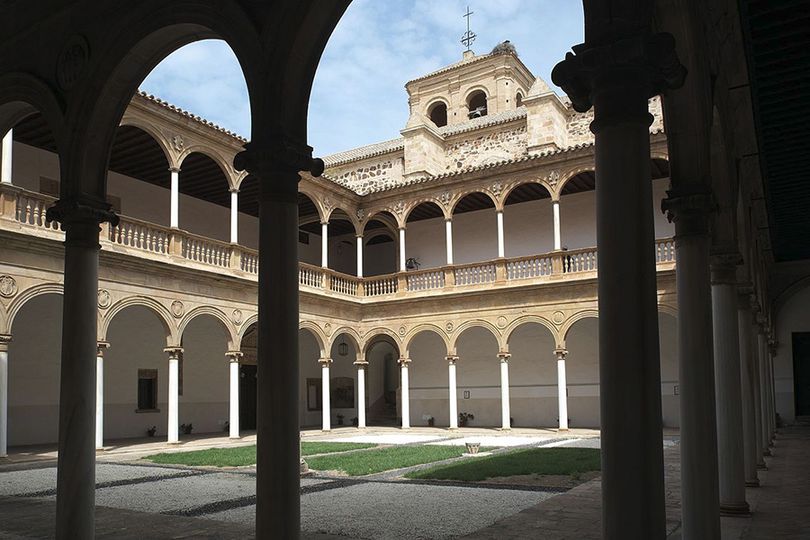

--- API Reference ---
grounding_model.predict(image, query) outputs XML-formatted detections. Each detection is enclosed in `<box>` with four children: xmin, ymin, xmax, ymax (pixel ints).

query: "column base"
<box><xmin>95</xmin><ymin>446</ymin><xmax>111</xmax><ymax>453</ymax></box>
<box><xmin>497</xmin><ymin>427</ymin><xmax>512</xmax><ymax>432</ymax></box>
<box><xmin>229</xmin><ymin>436</ymin><xmax>241</xmax><ymax>440</ymax></box>
<box><xmin>763</xmin><ymin>448</ymin><xmax>772</xmax><ymax>456</ymax></box>
<box><xmin>557</xmin><ymin>428</ymin><xmax>569</xmax><ymax>432</ymax></box>
<box><xmin>321</xmin><ymin>429</ymin><xmax>331</xmax><ymax>433</ymax></box>
<box><xmin>400</xmin><ymin>427</ymin><xmax>411</xmax><ymax>430</ymax></box>
<box><xmin>300</xmin><ymin>460</ymin><xmax>310</xmax><ymax>474</ymax></box>
<box><xmin>167</xmin><ymin>441</ymin><xmax>181</xmax><ymax>445</ymax></box>
<box><xmin>448</xmin><ymin>427</ymin><xmax>459</xmax><ymax>431</ymax></box>
<box><xmin>745</xmin><ymin>479</ymin><xmax>760</xmax><ymax>488</ymax></box>
<box><xmin>720</xmin><ymin>502</ymin><xmax>751</xmax><ymax>517</ymax></box>
<box><xmin>768</xmin><ymin>440</ymin><xmax>775</xmax><ymax>447</ymax></box>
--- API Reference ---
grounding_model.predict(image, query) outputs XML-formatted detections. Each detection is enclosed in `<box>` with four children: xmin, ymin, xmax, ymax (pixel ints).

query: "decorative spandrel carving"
<box><xmin>0</xmin><ymin>275</ymin><xmax>17</xmax><ymax>298</ymax></box>
<box><xmin>171</xmin><ymin>300</ymin><xmax>185</xmax><ymax>318</ymax></box>
<box><xmin>97</xmin><ymin>289</ymin><xmax>111</xmax><ymax>309</ymax></box>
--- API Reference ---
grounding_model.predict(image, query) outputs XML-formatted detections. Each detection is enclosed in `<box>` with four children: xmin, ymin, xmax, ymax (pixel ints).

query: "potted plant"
<box><xmin>427</xmin><ymin>415</ymin><xmax>435</xmax><ymax>427</ymax></box>
<box><xmin>465</xmin><ymin>441</ymin><xmax>481</xmax><ymax>454</ymax></box>
<box><xmin>351</xmin><ymin>416</ymin><xmax>358</xmax><ymax>427</ymax></box>
<box><xmin>180</xmin><ymin>423</ymin><xmax>193</xmax><ymax>435</ymax></box>
<box><xmin>146</xmin><ymin>425</ymin><xmax>157</xmax><ymax>437</ymax></box>
<box><xmin>223</xmin><ymin>420</ymin><xmax>230</xmax><ymax>433</ymax></box>
<box><xmin>459</xmin><ymin>412</ymin><xmax>474</xmax><ymax>427</ymax></box>
<box><xmin>336</xmin><ymin>414</ymin><xmax>344</xmax><ymax>426</ymax></box>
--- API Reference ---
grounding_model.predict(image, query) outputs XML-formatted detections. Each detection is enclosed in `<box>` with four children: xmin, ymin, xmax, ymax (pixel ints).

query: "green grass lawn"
<box><xmin>405</xmin><ymin>447</ymin><xmax>601</xmax><ymax>481</ymax></box>
<box><xmin>306</xmin><ymin>444</ymin><xmax>485</xmax><ymax>476</ymax></box>
<box><xmin>145</xmin><ymin>441</ymin><xmax>377</xmax><ymax>467</ymax></box>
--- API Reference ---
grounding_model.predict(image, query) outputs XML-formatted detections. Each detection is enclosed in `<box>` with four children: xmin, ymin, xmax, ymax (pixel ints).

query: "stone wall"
<box><xmin>327</xmin><ymin>155</ymin><xmax>405</xmax><ymax>195</ymax></box>
<box><xmin>566</xmin><ymin>96</ymin><xmax>665</xmax><ymax>147</ymax></box>
<box><xmin>445</xmin><ymin>125</ymin><xmax>528</xmax><ymax>171</ymax></box>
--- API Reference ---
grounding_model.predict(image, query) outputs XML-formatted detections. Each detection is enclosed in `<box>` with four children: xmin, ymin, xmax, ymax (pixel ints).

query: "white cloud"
<box><xmin>139</xmin><ymin>1</ymin><xmax>583</xmax><ymax>156</ymax></box>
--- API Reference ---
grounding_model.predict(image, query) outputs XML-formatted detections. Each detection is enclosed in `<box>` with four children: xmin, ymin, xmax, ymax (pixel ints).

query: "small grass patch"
<box><xmin>306</xmin><ymin>444</ymin><xmax>485</xmax><ymax>476</ymax></box>
<box><xmin>145</xmin><ymin>442</ymin><xmax>376</xmax><ymax>467</ymax></box>
<box><xmin>405</xmin><ymin>447</ymin><xmax>601</xmax><ymax>482</ymax></box>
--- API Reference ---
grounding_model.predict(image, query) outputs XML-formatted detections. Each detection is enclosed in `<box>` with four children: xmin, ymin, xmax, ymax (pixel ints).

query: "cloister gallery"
<box><xmin>1</xmin><ymin>1</ymin><xmax>809</xmax><ymax>539</ymax></box>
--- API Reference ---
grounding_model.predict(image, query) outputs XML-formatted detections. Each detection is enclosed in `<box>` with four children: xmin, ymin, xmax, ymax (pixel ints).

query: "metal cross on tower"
<box><xmin>461</xmin><ymin>6</ymin><xmax>476</xmax><ymax>52</ymax></box>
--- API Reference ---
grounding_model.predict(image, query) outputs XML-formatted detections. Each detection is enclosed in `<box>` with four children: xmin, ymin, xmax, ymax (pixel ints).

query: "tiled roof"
<box><xmin>135</xmin><ymin>90</ymin><xmax>248</xmax><ymax>143</ymax></box>
<box><xmin>322</xmin><ymin>138</ymin><xmax>405</xmax><ymax>168</ymax></box>
<box><xmin>406</xmin><ymin>53</ymin><xmax>494</xmax><ymax>85</ymax></box>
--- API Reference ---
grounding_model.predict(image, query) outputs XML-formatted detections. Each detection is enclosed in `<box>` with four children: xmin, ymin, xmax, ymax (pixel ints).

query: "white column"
<box><xmin>1</xmin><ymin>130</ymin><xmax>12</xmax><ymax>184</ymax></box>
<box><xmin>320</xmin><ymin>358</ymin><xmax>331</xmax><ymax>431</ymax></box>
<box><xmin>356</xmin><ymin>235</ymin><xmax>364</xmax><ymax>278</ymax></box>
<box><xmin>445</xmin><ymin>219</ymin><xmax>454</xmax><ymax>265</ymax></box>
<box><xmin>95</xmin><ymin>342</ymin><xmax>108</xmax><ymax>450</ymax></box>
<box><xmin>0</xmin><ymin>335</ymin><xmax>10</xmax><ymax>457</ymax></box>
<box><xmin>166</xmin><ymin>348</ymin><xmax>181</xmax><ymax>443</ymax></box>
<box><xmin>499</xmin><ymin>353</ymin><xmax>511</xmax><ymax>430</ymax></box>
<box><xmin>555</xmin><ymin>348</ymin><xmax>569</xmax><ymax>430</ymax></box>
<box><xmin>553</xmin><ymin>200</ymin><xmax>562</xmax><ymax>251</ymax></box>
<box><xmin>496</xmin><ymin>210</ymin><xmax>505</xmax><ymax>258</ymax></box>
<box><xmin>230</xmin><ymin>190</ymin><xmax>239</xmax><ymax>244</ymax></box>
<box><xmin>400</xmin><ymin>357</ymin><xmax>410</xmax><ymax>428</ymax></box>
<box><xmin>228</xmin><ymin>352</ymin><xmax>242</xmax><ymax>439</ymax></box>
<box><xmin>448</xmin><ymin>356</ymin><xmax>458</xmax><ymax>429</ymax></box>
<box><xmin>738</xmin><ymin>289</ymin><xmax>760</xmax><ymax>487</ymax></box>
<box><xmin>321</xmin><ymin>222</ymin><xmax>328</xmax><ymax>268</ymax></box>
<box><xmin>399</xmin><ymin>227</ymin><xmax>406</xmax><ymax>272</ymax></box>
<box><xmin>355</xmin><ymin>360</ymin><xmax>367</xmax><ymax>428</ymax></box>
<box><xmin>170</xmin><ymin>168</ymin><xmax>180</xmax><ymax>228</ymax></box>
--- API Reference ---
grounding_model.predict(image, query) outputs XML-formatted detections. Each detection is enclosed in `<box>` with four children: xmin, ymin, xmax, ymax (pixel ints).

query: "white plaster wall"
<box><xmin>773</xmin><ymin>284</ymin><xmax>810</xmax><ymax>424</ymax></box>
<box><xmin>299</xmin><ymin>331</ymin><xmax>323</xmax><ymax>427</ymax></box>
<box><xmin>408</xmin><ymin>331</ymin><xmax>450</xmax><ymax>426</ymax></box>
<box><xmin>454</xmin><ymin>326</ymin><xmax>503</xmax><ymax>427</ymax></box>
<box><xmin>179</xmin><ymin>316</ymin><xmax>230</xmax><ymax>434</ymax></box>
<box><xmin>7</xmin><ymin>294</ymin><xmax>62</xmax><ymax>446</ymax></box>
<box><xmin>104</xmin><ymin>306</ymin><xmax>171</xmax><ymax>440</ymax></box>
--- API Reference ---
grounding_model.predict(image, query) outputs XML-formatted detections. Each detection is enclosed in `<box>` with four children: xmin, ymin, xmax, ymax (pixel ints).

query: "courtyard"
<box><xmin>1</xmin><ymin>426</ymin><xmax>808</xmax><ymax>539</ymax></box>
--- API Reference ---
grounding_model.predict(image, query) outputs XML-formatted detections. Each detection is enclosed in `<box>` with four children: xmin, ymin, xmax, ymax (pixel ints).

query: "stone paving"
<box><xmin>0</xmin><ymin>426</ymin><xmax>807</xmax><ymax>538</ymax></box>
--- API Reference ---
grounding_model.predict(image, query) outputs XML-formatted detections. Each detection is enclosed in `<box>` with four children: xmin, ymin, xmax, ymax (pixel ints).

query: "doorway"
<box><xmin>240</xmin><ymin>364</ymin><xmax>257</xmax><ymax>431</ymax></box>
<box><xmin>793</xmin><ymin>332</ymin><xmax>810</xmax><ymax>417</ymax></box>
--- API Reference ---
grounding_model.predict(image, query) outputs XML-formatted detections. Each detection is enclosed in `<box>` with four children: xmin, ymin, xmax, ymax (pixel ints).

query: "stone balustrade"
<box><xmin>0</xmin><ymin>184</ymin><xmax>677</xmax><ymax>302</ymax></box>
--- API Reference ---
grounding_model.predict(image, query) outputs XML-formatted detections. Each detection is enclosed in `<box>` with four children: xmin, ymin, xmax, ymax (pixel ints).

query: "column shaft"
<box><xmin>553</xmin><ymin>200</ymin><xmax>562</xmax><ymax>251</ymax></box>
<box><xmin>400</xmin><ymin>359</ymin><xmax>410</xmax><ymax>429</ymax></box>
<box><xmin>670</xmin><ymin>207</ymin><xmax>720</xmax><ymax>538</ymax></box>
<box><xmin>229</xmin><ymin>354</ymin><xmax>241</xmax><ymax>439</ymax></box>
<box><xmin>230</xmin><ymin>190</ymin><xmax>239</xmax><ymax>244</ymax></box>
<box><xmin>95</xmin><ymin>343</ymin><xmax>108</xmax><ymax>450</ymax></box>
<box><xmin>356</xmin><ymin>362</ymin><xmax>367</xmax><ymax>428</ymax></box>
<box><xmin>321</xmin><ymin>360</ymin><xmax>331</xmax><ymax>431</ymax></box>
<box><xmin>556</xmin><ymin>350</ymin><xmax>568</xmax><ymax>430</ymax></box>
<box><xmin>255</xmin><ymin>169</ymin><xmax>300</xmax><ymax>538</ymax></box>
<box><xmin>54</xmin><ymin>217</ymin><xmax>103</xmax><ymax>539</ymax></box>
<box><xmin>167</xmin><ymin>353</ymin><xmax>179</xmax><ymax>443</ymax></box>
<box><xmin>321</xmin><ymin>222</ymin><xmax>328</xmax><ymax>268</ymax></box>
<box><xmin>591</xmin><ymin>70</ymin><xmax>666</xmax><ymax>538</ymax></box>
<box><xmin>1</xmin><ymin>130</ymin><xmax>12</xmax><ymax>184</ymax></box>
<box><xmin>445</xmin><ymin>219</ymin><xmax>454</xmax><ymax>265</ymax></box>
<box><xmin>499</xmin><ymin>354</ymin><xmax>511</xmax><ymax>430</ymax></box>
<box><xmin>170</xmin><ymin>169</ymin><xmax>179</xmax><ymax>228</ymax></box>
<box><xmin>751</xmin><ymin>323</ymin><xmax>766</xmax><ymax>467</ymax></box>
<box><xmin>711</xmin><ymin>263</ymin><xmax>749</xmax><ymax>514</ymax></box>
<box><xmin>399</xmin><ymin>228</ymin><xmax>406</xmax><ymax>272</ymax></box>
<box><xmin>448</xmin><ymin>357</ymin><xmax>458</xmax><ymax>429</ymax></box>
<box><xmin>356</xmin><ymin>236</ymin><xmax>364</xmax><ymax>278</ymax></box>
<box><xmin>757</xmin><ymin>331</ymin><xmax>770</xmax><ymax>456</ymax></box>
<box><xmin>737</xmin><ymin>294</ymin><xmax>760</xmax><ymax>486</ymax></box>
<box><xmin>496</xmin><ymin>211</ymin><xmax>505</xmax><ymax>258</ymax></box>
<box><xmin>0</xmin><ymin>336</ymin><xmax>9</xmax><ymax>457</ymax></box>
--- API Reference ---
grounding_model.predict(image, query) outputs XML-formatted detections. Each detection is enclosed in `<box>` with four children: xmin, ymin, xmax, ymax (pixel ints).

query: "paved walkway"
<box><xmin>1</xmin><ymin>426</ymin><xmax>807</xmax><ymax>538</ymax></box>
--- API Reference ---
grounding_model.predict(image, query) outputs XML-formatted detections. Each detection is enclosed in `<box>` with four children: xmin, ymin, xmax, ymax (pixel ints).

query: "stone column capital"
<box><xmin>497</xmin><ymin>352</ymin><xmax>511</xmax><ymax>362</ymax></box>
<box><xmin>398</xmin><ymin>357</ymin><xmax>411</xmax><ymax>366</ymax></box>
<box><xmin>0</xmin><ymin>333</ymin><xmax>11</xmax><ymax>352</ymax></box>
<box><xmin>233</xmin><ymin>136</ymin><xmax>323</xmax><ymax>180</ymax></box>
<box><xmin>96</xmin><ymin>341</ymin><xmax>109</xmax><ymax>356</ymax></box>
<box><xmin>710</xmin><ymin>252</ymin><xmax>743</xmax><ymax>285</ymax></box>
<box><xmin>164</xmin><ymin>347</ymin><xmax>183</xmax><ymax>360</ymax></box>
<box><xmin>226</xmin><ymin>351</ymin><xmax>244</xmax><ymax>362</ymax></box>
<box><xmin>446</xmin><ymin>355</ymin><xmax>459</xmax><ymax>365</ymax></box>
<box><xmin>169</xmin><ymin>166</ymin><xmax>181</xmax><ymax>174</ymax></box>
<box><xmin>661</xmin><ymin>189</ymin><xmax>717</xmax><ymax>236</ymax></box>
<box><xmin>554</xmin><ymin>348</ymin><xmax>568</xmax><ymax>360</ymax></box>
<box><xmin>551</xmin><ymin>32</ymin><xmax>686</xmax><ymax>118</ymax></box>
<box><xmin>229</xmin><ymin>188</ymin><xmax>239</xmax><ymax>195</ymax></box>
<box><xmin>353</xmin><ymin>360</ymin><xmax>369</xmax><ymax>368</ymax></box>
<box><xmin>318</xmin><ymin>357</ymin><xmax>333</xmax><ymax>366</ymax></box>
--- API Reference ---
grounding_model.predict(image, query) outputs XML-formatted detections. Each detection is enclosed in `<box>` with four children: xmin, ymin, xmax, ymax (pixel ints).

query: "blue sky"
<box><xmin>140</xmin><ymin>0</ymin><xmax>583</xmax><ymax>156</ymax></box>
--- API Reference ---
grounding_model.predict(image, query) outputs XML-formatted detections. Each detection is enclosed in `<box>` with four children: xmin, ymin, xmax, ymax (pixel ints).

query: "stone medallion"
<box><xmin>497</xmin><ymin>316</ymin><xmax>508</xmax><ymax>329</ymax></box>
<box><xmin>445</xmin><ymin>322</ymin><xmax>454</xmax><ymax>333</ymax></box>
<box><xmin>552</xmin><ymin>310</ymin><xmax>565</xmax><ymax>325</ymax></box>
<box><xmin>399</xmin><ymin>326</ymin><xmax>406</xmax><ymax>336</ymax></box>
<box><xmin>97</xmin><ymin>289</ymin><xmax>111</xmax><ymax>309</ymax></box>
<box><xmin>56</xmin><ymin>35</ymin><xmax>89</xmax><ymax>90</ymax></box>
<box><xmin>0</xmin><ymin>275</ymin><xmax>17</xmax><ymax>298</ymax></box>
<box><xmin>231</xmin><ymin>309</ymin><xmax>243</xmax><ymax>326</ymax></box>
<box><xmin>323</xmin><ymin>322</ymin><xmax>332</xmax><ymax>336</ymax></box>
<box><xmin>171</xmin><ymin>300</ymin><xmax>185</xmax><ymax>318</ymax></box>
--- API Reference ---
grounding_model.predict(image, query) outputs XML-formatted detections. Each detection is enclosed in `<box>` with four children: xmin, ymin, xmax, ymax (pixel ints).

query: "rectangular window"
<box><xmin>306</xmin><ymin>378</ymin><xmax>322</xmax><ymax>411</ymax></box>
<box><xmin>138</xmin><ymin>369</ymin><xmax>158</xmax><ymax>411</ymax></box>
<box><xmin>299</xmin><ymin>231</ymin><xmax>310</xmax><ymax>245</ymax></box>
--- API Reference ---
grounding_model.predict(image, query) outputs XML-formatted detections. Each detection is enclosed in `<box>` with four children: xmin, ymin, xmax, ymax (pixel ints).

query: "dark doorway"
<box><xmin>240</xmin><ymin>364</ymin><xmax>257</xmax><ymax>430</ymax></box>
<box><xmin>793</xmin><ymin>333</ymin><xmax>810</xmax><ymax>417</ymax></box>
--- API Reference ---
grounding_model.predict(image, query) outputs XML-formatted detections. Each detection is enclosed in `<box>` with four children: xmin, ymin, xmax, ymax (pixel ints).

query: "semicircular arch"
<box><xmin>504</xmin><ymin>315</ymin><xmax>559</xmax><ymax>348</ymax></box>
<box><xmin>7</xmin><ymin>283</ymin><xmax>64</xmax><ymax>332</ymax></box>
<box><xmin>101</xmin><ymin>295</ymin><xmax>176</xmax><ymax>345</ymax></box>
<box><xmin>327</xmin><ymin>326</ymin><xmax>362</xmax><ymax>356</ymax></box>
<box><xmin>560</xmin><ymin>310</ymin><xmax>599</xmax><ymax>345</ymax></box>
<box><xmin>177</xmin><ymin>305</ymin><xmax>237</xmax><ymax>350</ymax></box>
<box><xmin>118</xmin><ymin>115</ymin><xmax>174</xmax><ymax>167</ymax></box>
<box><xmin>450</xmin><ymin>189</ymin><xmax>499</xmax><ymax>214</ymax></box>
<box><xmin>403</xmin><ymin>324</ymin><xmax>451</xmax><ymax>357</ymax></box>
<box><xmin>362</xmin><ymin>327</ymin><xmax>402</xmax><ymax>355</ymax></box>
<box><xmin>451</xmin><ymin>319</ymin><xmax>502</xmax><ymax>352</ymax></box>
<box><xmin>299</xmin><ymin>320</ymin><xmax>328</xmax><ymax>357</ymax></box>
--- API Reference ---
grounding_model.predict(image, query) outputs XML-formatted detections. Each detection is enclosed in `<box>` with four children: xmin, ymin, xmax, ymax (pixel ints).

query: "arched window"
<box><xmin>467</xmin><ymin>90</ymin><xmax>488</xmax><ymax>119</ymax></box>
<box><xmin>428</xmin><ymin>102</ymin><xmax>448</xmax><ymax>127</ymax></box>
<box><xmin>516</xmin><ymin>92</ymin><xmax>523</xmax><ymax>107</ymax></box>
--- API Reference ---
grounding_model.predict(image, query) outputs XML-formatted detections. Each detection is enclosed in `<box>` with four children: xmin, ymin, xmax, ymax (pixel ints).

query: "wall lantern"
<box><xmin>338</xmin><ymin>337</ymin><xmax>348</xmax><ymax>357</ymax></box>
